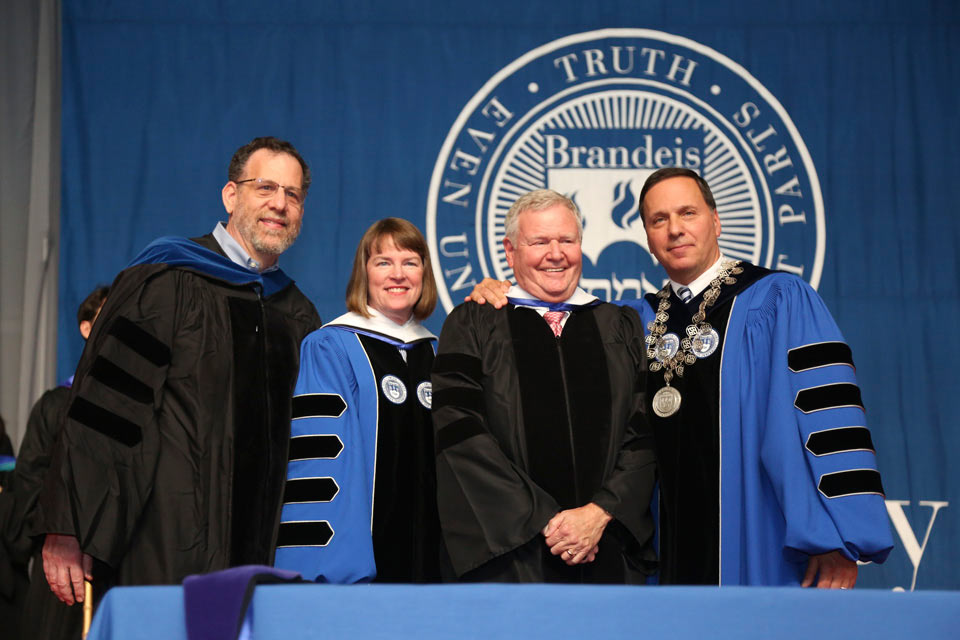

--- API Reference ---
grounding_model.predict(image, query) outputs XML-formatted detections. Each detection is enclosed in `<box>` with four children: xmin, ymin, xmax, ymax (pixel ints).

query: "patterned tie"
<box><xmin>677</xmin><ymin>286</ymin><xmax>693</xmax><ymax>302</ymax></box>
<box><xmin>543</xmin><ymin>311</ymin><xmax>565</xmax><ymax>337</ymax></box>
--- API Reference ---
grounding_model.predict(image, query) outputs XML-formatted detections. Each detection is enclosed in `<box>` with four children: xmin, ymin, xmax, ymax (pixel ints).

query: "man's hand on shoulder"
<box><xmin>465</xmin><ymin>279</ymin><xmax>511</xmax><ymax>309</ymax></box>
<box><xmin>801</xmin><ymin>550</ymin><xmax>857</xmax><ymax>589</ymax></box>
<box><xmin>42</xmin><ymin>533</ymin><xmax>93</xmax><ymax>605</ymax></box>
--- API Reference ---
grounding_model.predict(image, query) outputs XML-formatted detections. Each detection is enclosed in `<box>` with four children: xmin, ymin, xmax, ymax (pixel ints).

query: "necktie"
<box><xmin>677</xmin><ymin>286</ymin><xmax>693</xmax><ymax>302</ymax></box>
<box><xmin>543</xmin><ymin>311</ymin><xmax>565</xmax><ymax>337</ymax></box>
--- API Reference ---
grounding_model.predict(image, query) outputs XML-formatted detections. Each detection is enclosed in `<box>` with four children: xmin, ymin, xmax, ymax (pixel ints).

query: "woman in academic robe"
<box><xmin>273</xmin><ymin>217</ymin><xmax>442</xmax><ymax>583</ymax></box>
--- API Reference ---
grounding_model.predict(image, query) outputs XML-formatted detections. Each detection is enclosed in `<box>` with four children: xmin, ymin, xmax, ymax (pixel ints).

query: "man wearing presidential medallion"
<box><xmin>628</xmin><ymin>167</ymin><xmax>893</xmax><ymax>587</ymax></box>
<box><xmin>432</xmin><ymin>189</ymin><xmax>656</xmax><ymax>583</ymax></box>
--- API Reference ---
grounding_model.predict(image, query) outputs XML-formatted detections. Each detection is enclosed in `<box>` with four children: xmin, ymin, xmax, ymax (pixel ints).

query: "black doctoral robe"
<box><xmin>641</xmin><ymin>265</ymin><xmax>769</xmax><ymax>584</ymax></box>
<box><xmin>432</xmin><ymin>301</ymin><xmax>656</xmax><ymax>583</ymax></box>
<box><xmin>361</xmin><ymin>336</ymin><xmax>442</xmax><ymax>582</ymax></box>
<box><xmin>38</xmin><ymin>234</ymin><xmax>321</xmax><ymax>596</ymax></box>
<box><xmin>0</xmin><ymin>416</ymin><xmax>32</xmax><ymax>640</ymax></box>
<box><xmin>1</xmin><ymin>386</ymin><xmax>82</xmax><ymax>640</ymax></box>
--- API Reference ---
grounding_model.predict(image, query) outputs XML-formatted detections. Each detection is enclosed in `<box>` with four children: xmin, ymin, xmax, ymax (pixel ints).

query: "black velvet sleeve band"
<box><xmin>818</xmin><ymin>469</ymin><xmax>884</xmax><ymax>498</ymax></box>
<box><xmin>289</xmin><ymin>434</ymin><xmax>344</xmax><ymax>461</ymax></box>
<box><xmin>276</xmin><ymin>521</ymin><xmax>334</xmax><ymax>547</ymax></box>
<box><xmin>108</xmin><ymin>316</ymin><xmax>172</xmax><ymax>367</ymax></box>
<box><xmin>68</xmin><ymin>396</ymin><xmax>143</xmax><ymax>446</ymax></box>
<box><xmin>805</xmin><ymin>426</ymin><xmax>875</xmax><ymax>456</ymax></box>
<box><xmin>794</xmin><ymin>383</ymin><xmax>864</xmax><ymax>413</ymax></box>
<box><xmin>788</xmin><ymin>341</ymin><xmax>854</xmax><ymax>372</ymax></box>
<box><xmin>292</xmin><ymin>393</ymin><xmax>347</xmax><ymax>419</ymax></box>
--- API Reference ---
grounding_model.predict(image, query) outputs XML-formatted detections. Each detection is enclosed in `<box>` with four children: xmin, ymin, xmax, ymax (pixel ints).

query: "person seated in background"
<box><xmin>274</xmin><ymin>217</ymin><xmax>442</xmax><ymax>583</ymax></box>
<box><xmin>0</xmin><ymin>415</ymin><xmax>13</xmax><ymax>486</ymax></box>
<box><xmin>1</xmin><ymin>412</ymin><xmax>28</xmax><ymax>638</ymax></box>
<box><xmin>431</xmin><ymin>189</ymin><xmax>656</xmax><ymax>583</ymax></box>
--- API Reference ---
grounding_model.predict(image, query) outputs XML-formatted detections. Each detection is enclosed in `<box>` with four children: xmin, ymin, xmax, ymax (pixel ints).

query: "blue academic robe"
<box><xmin>273</xmin><ymin>312</ymin><xmax>440</xmax><ymax>583</ymax></box>
<box><xmin>625</xmin><ymin>266</ymin><xmax>893</xmax><ymax>585</ymax></box>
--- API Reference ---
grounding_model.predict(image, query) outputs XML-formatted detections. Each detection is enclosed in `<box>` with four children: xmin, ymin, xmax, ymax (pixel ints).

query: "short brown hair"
<box><xmin>77</xmin><ymin>285</ymin><xmax>109</xmax><ymax>327</ymax></box>
<box><xmin>638</xmin><ymin>167</ymin><xmax>716</xmax><ymax>223</ymax></box>
<box><xmin>227</xmin><ymin>136</ymin><xmax>311</xmax><ymax>194</ymax></box>
<box><xmin>345</xmin><ymin>218</ymin><xmax>438</xmax><ymax>322</ymax></box>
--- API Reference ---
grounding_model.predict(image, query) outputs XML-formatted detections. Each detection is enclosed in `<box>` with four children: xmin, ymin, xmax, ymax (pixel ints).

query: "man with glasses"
<box><xmin>38</xmin><ymin>137</ymin><xmax>322</xmax><ymax>607</ymax></box>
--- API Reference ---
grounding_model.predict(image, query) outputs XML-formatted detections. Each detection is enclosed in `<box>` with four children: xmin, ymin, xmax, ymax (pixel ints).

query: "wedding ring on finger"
<box><xmin>566</xmin><ymin>549</ymin><xmax>575</xmax><ymax>557</ymax></box>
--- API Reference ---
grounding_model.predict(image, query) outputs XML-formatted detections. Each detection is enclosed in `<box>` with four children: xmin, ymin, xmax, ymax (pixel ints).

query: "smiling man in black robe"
<box><xmin>432</xmin><ymin>189</ymin><xmax>656</xmax><ymax>583</ymax></box>
<box><xmin>37</xmin><ymin>137</ymin><xmax>321</xmax><ymax>607</ymax></box>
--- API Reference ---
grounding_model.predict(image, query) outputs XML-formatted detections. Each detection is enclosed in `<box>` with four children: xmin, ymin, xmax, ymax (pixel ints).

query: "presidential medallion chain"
<box><xmin>646</xmin><ymin>259</ymin><xmax>743</xmax><ymax>417</ymax></box>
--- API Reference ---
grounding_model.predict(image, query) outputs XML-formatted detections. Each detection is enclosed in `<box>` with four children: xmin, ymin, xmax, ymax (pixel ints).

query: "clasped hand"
<box><xmin>542</xmin><ymin>503</ymin><xmax>612</xmax><ymax>566</ymax></box>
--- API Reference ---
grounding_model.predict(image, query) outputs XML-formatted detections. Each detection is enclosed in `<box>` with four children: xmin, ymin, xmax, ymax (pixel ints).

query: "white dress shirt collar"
<box><xmin>670</xmin><ymin>254</ymin><xmax>727</xmax><ymax>300</ymax></box>
<box><xmin>212</xmin><ymin>221</ymin><xmax>279</xmax><ymax>274</ymax></box>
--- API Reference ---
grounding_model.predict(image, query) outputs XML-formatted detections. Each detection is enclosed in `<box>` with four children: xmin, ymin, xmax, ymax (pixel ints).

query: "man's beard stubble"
<box><xmin>233</xmin><ymin>202</ymin><xmax>302</xmax><ymax>257</ymax></box>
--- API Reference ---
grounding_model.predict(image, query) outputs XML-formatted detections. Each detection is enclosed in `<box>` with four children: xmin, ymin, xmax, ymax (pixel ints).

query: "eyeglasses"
<box><xmin>234</xmin><ymin>178</ymin><xmax>305</xmax><ymax>208</ymax></box>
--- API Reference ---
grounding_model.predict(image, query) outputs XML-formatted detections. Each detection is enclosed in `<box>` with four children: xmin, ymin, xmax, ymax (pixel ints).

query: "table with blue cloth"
<box><xmin>87</xmin><ymin>583</ymin><xmax>958</xmax><ymax>639</ymax></box>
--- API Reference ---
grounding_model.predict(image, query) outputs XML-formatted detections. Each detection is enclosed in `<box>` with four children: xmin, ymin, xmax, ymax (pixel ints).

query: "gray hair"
<box><xmin>504</xmin><ymin>189</ymin><xmax>582</xmax><ymax>242</ymax></box>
